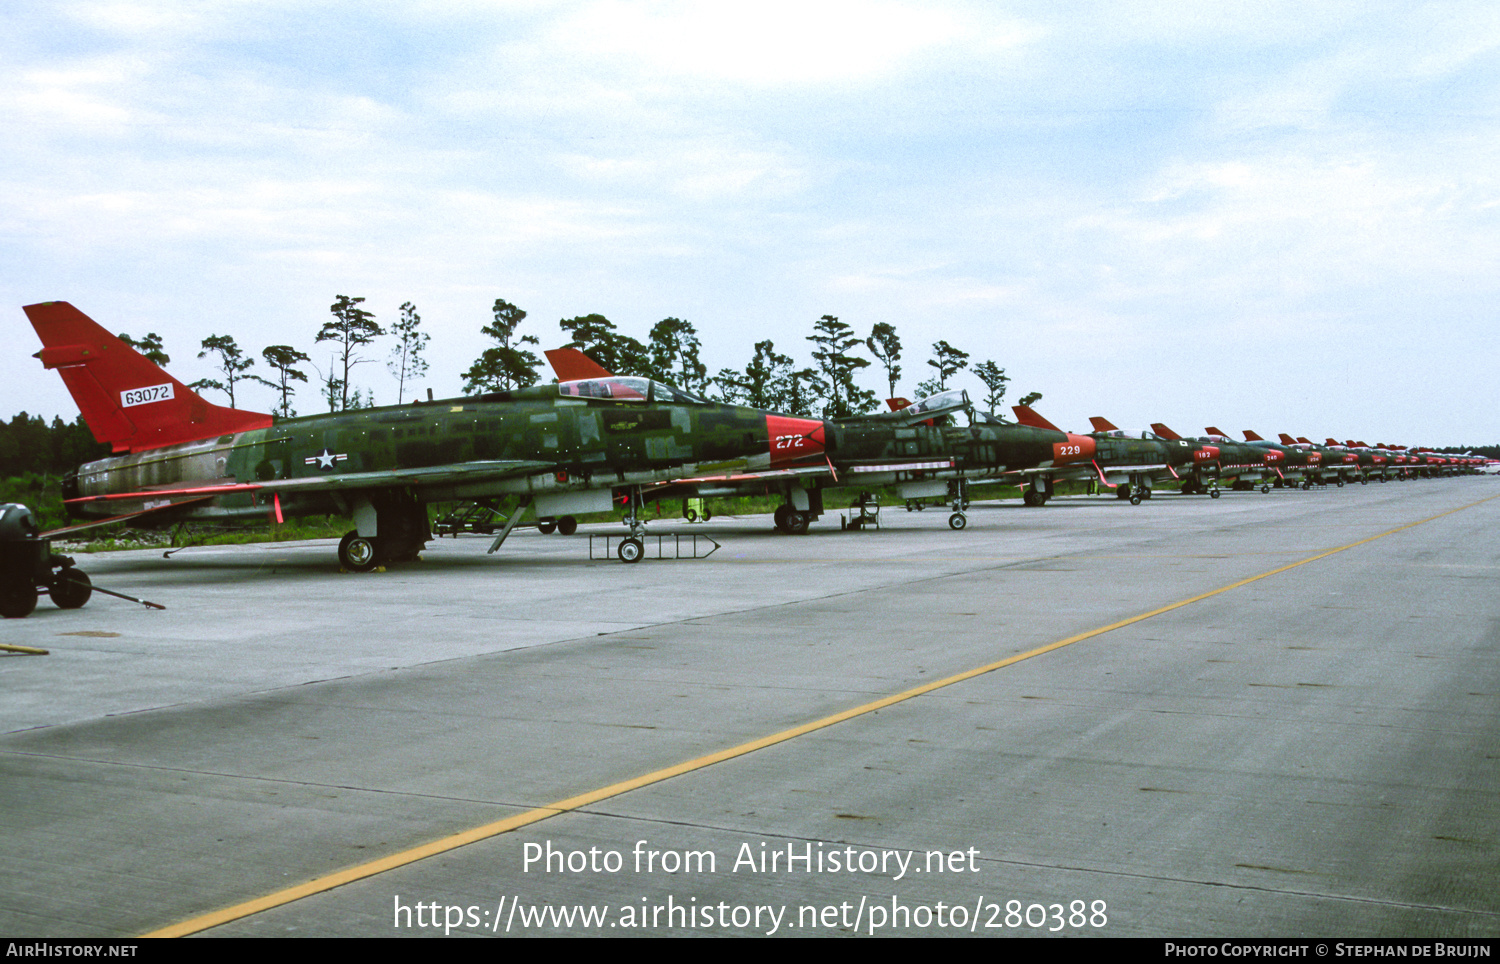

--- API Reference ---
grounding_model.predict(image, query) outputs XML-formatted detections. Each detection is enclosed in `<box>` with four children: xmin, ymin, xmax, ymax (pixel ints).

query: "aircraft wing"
<box><xmin>65</xmin><ymin>461</ymin><xmax>557</xmax><ymax>508</ymax></box>
<box><xmin>43</xmin><ymin>497</ymin><xmax>215</xmax><ymax>537</ymax></box>
<box><xmin>258</xmin><ymin>460</ymin><xmax>556</xmax><ymax>492</ymax></box>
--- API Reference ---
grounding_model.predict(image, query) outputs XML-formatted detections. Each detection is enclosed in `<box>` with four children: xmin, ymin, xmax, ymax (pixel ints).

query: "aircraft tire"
<box><xmin>1337</xmin><ymin>480</ymin><xmax>1344</xmax><ymax>488</ymax></box>
<box><xmin>50</xmin><ymin>569</ymin><xmax>91</xmax><ymax>609</ymax></box>
<box><xmin>538</xmin><ymin>520</ymin><xmax>557</xmax><ymax>534</ymax></box>
<box><xmin>684</xmin><ymin>509</ymin><xmax>697</xmax><ymax>523</ymax></box>
<box><xmin>1141</xmin><ymin>487</ymin><xmax>1152</xmax><ymax>500</ymax></box>
<box><xmin>558</xmin><ymin>516</ymin><xmax>578</xmax><ymax>536</ymax></box>
<box><xmin>339</xmin><ymin>530</ymin><xmax>381</xmax><ymax>573</ymax></box>
<box><xmin>1260</xmin><ymin>484</ymin><xmax>1270</xmax><ymax>494</ymax></box>
<box><xmin>702</xmin><ymin>508</ymin><xmax>712</xmax><ymax>521</ymax></box>
<box><xmin>948</xmin><ymin>512</ymin><xmax>966</xmax><ymax>530</ymax></box>
<box><xmin>1</xmin><ymin>581</ymin><xmax>38</xmax><ymax>619</ymax></box>
<box><xmin>773</xmin><ymin>504</ymin><xmax>791</xmax><ymax>532</ymax></box>
<box><xmin>618</xmin><ymin>538</ymin><xmax>644</xmax><ymax>563</ymax></box>
<box><xmin>1129</xmin><ymin>493</ymin><xmax>1142</xmax><ymax>506</ymax></box>
<box><xmin>1209</xmin><ymin>487</ymin><xmax>1220</xmax><ymax>499</ymax></box>
<box><xmin>1115</xmin><ymin>485</ymin><xmax>1130</xmax><ymax>500</ymax></box>
<box><xmin>786</xmin><ymin>511</ymin><xmax>810</xmax><ymax>535</ymax></box>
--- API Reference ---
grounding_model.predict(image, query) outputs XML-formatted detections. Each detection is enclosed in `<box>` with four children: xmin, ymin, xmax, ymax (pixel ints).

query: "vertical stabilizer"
<box><xmin>24</xmin><ymin>302</ymin><xmax>273</xmax><ymax>453</ymax></box>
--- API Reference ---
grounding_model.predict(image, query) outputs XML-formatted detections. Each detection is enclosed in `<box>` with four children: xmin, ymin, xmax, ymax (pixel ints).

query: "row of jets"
<box><xmin>22</xmin><ymin>302</ymin><xmax>1495</xmax><ymax>574</ymax></box>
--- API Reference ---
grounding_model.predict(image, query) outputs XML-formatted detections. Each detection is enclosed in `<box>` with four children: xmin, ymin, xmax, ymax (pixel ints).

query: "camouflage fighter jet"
<box><xmin>25</xmin><ymin>302</ymin><xmax>830</xmax><ymax>567</ymax></box>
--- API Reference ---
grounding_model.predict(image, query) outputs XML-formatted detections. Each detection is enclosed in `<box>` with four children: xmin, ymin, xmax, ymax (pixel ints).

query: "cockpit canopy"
<box><xmin>558</xmin><ymin>377</ymin><xmax>708</xmax><ymax>405</ymax></box>
<box><xmin>900</xmin><ymin>389</ymin><xmax>970</xmax><ymax>421</ymax></box>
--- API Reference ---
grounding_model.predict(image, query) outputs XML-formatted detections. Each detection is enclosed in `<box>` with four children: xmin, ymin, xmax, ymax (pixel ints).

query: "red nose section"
<box><xmin>1053</xmin><ymin>433</ymin><xmax>1095</xmax><ymax>463</ymax></box>
<box><xmin>1265</xmin><ymin>450</ymin><xmax>1284</xmax><ymax>463</ymax></box>
<box><xmin>767</xmin><ymin>414</ymin><xmax>827</xmax><ymax>466</ymax></box>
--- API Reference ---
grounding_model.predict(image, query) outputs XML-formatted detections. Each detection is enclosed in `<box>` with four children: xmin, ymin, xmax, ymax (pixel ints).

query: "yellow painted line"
<box><xmin>146</xmin><ymin>492</ymin><xmax>1499</xmax><ymax>938</ymax></box>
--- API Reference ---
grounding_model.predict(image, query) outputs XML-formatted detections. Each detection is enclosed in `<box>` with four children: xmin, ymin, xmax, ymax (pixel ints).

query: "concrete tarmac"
<box><xmin>3</xmin><ymin>479</ymin><xmax>1498</xmax><ymax>937</ymax></box>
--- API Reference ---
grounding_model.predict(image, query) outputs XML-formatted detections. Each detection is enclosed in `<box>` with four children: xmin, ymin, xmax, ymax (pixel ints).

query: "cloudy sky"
<box><xmin>5</xmin><ymin>1</ymin><xmax>1499</xmax><ymax>446</ymax></box>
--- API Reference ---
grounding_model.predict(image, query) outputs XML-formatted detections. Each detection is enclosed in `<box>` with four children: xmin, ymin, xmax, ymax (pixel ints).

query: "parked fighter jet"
<box><xmin>25</xmin><ymin>302</ymin><xmax>829</xmax><ymax>567</ymax></box>
<box><xmin>546</xmin><ymin>350</ymin><xmax>1099</xmax><ymax>530</ymax></box>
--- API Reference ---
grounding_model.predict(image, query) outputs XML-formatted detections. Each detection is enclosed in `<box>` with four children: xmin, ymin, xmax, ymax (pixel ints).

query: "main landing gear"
<box><xmin>339</xmin><ymin>490</ymin><xmax>432</xmax><ymax>572</ymax></box>
<box><xmin>773</xmin><ymin>504</ymin><xmax>811</xmax><ymax>534</ymax></box>
<box><xmin>1116</xmin><ymin>474</ymin><xmax>1152</xmax><ymax>506</ymax></box>
<box><xmin>1021</xmin><ymin>477</ymin><xmax>1052</xmax><ymax>507</ymax></box>
<box><xmin>1180</xmin><ymin>478</ymin><xmax>1221</xmax><ymax>498</ymax></box>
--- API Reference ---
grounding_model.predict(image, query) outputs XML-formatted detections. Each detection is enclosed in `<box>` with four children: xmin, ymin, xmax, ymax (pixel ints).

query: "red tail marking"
<box><xmin>25</xmin><ymin>302</ymin><xmax>272</xmax><ymax>453</ymax></box>
<box><xmin>544</xmin><ymin>347</ymin><xmax>614</xmax><ymax>382</ymax></box>
<box><xmin>1088</xmin><ymin>416</ymin><xmax>1119</xmax><ymax>433</ymax></box>
<box><xmin>1243</xmin><ymin>430</ymin><xmax>1263</xmax><ymax>442</ymax></box>
<box><xmin>1012</xmin><ymin>405</ymin><xmax>1062</xmax><ymax>433</ymax></box>
<box><xmin>886</xmin><ymin>397</ymin><xmax>911</xmax><ymax>412</ymax></box>
<box><xmin>1151</xmin><ymin>422</ymin><xmax>1183</xmax><ymax>441</ymax></box>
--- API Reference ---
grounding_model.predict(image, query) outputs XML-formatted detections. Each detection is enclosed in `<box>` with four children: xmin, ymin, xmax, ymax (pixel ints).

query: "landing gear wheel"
<box><xmin>49</xmin><ymin>569</ymin><xmax>92</xmax><ymax>609</ymax></box>
<box><xmin>773</xmin><ymin>504</ymin><xmax>790</xmax><ymax>532</ymax></box>
<box><xmin>948</xmin><ymin>513</ymin><xmax>967</xmax><ymax>530</ymax></box>
<box><xmin>1260</xmin><ymin>484</ymin><xmax>1270</xmax><ymax>494</ymax></box>
<box><xmin>538</xmin><ymin>520</ymin><xmax>557</xmax><ymax>534</ymax></box>
<box><xmin>1116</xmin><ymin>485</ymin><xmax>1131</xmax><ymax>500</ymax></box>
<box><xmin>702</xmin><ymin>508</ymin><xmax>711</xmax><ymax>521</ymax></box>
<box><xmin>618</xmin><ymin>538</ymin><xmax>644</xmax><ymax>563</ymax></box>
<box><xmin>1</xmin><ymin>581</ymin><xmax>38</xmax><ymax>619</ymax></box>
<box><xmin>339</xmin><ymin>530</ymin><xmax>380</xmax><ymax>572</ymax></box>
<box><xmin>785</xmin><ymin>511</ymin><xmax>810</xmax><ymax>535</ymax></box>
<box><xmin>557</xmin><ymin>516</ymin><xmax>578</xmax><ymax>536</ymax></box>
<box><xmin>1337</xmin><ymin>479</ymin><xmax>1345</xmax><ymax>488</ymax></box>
<box><xmin>684</xmin><ymin>509</ymin><xmax>697</xmax><ymax>522</ymax></box>
<box><xmin>1129</xmin><ymin>492</ymin><xmax>1142</xmax><ymax>506</ymax></box>
<box><xmin>1023</xmin><ymin>489</ymin><xmax>1043</xmax><ymax>507</ymax></box>
<box><xmin>1209</xmin><ymin>487</ymin><xmax>1221</xmax><ymax>499</ymax></box>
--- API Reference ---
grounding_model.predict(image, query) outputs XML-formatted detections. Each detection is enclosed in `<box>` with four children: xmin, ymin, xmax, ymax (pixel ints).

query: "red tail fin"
<box><xmin>886</xmin><ymin>397</ymin><xmax>911</xmax><ymax>412</ymax></box>
<box><xmin>1279</xmin><ymin>433</ymin><xmax>1297</xmax><ymax>445</ymax></box>
<box><xmin>1012</xmin><ymin>405</ymin><xmax>1062</xmax><ymax>433</ymax></box>
<box><xmin>1151</xmin><ymin>422</ymin><xmax>1182</xmax><ymax>441</ymax></box>
<box><xmin>1243</xmin><ymin>430</ymin><xmax>1263</xmax><ymax>442</ymax></box>
<box><xmin>544</xmin><ymin>347</ymin><xmax>613</xmax><ymax>382</ymax></box>
<box><xmin>25</xmin><ymin>302</ymin><xmax>272</xmax><ymax>453</ymax></box>
<box><xmin>1088</xmin><ymin>416</ymin><xmax>1119</xmax><ymax>433</ymax></box>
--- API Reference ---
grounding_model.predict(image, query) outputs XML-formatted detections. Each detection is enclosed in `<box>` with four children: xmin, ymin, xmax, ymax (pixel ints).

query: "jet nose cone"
<box><xmin>1053</xmin><ymin>433</ymin><xmax>1095</xmax><ymax>463</ymax></box>
<box><xmin>766</xmin><ymin>414</ymin><xmax>827</xmax><ymax>466</ymax></box>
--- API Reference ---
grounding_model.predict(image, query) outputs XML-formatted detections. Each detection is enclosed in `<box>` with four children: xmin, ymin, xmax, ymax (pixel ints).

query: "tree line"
<box><xmin>108</xmin><ymin>295</ymin><xmax>1030</xmax><ymax>422</ymax></box>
